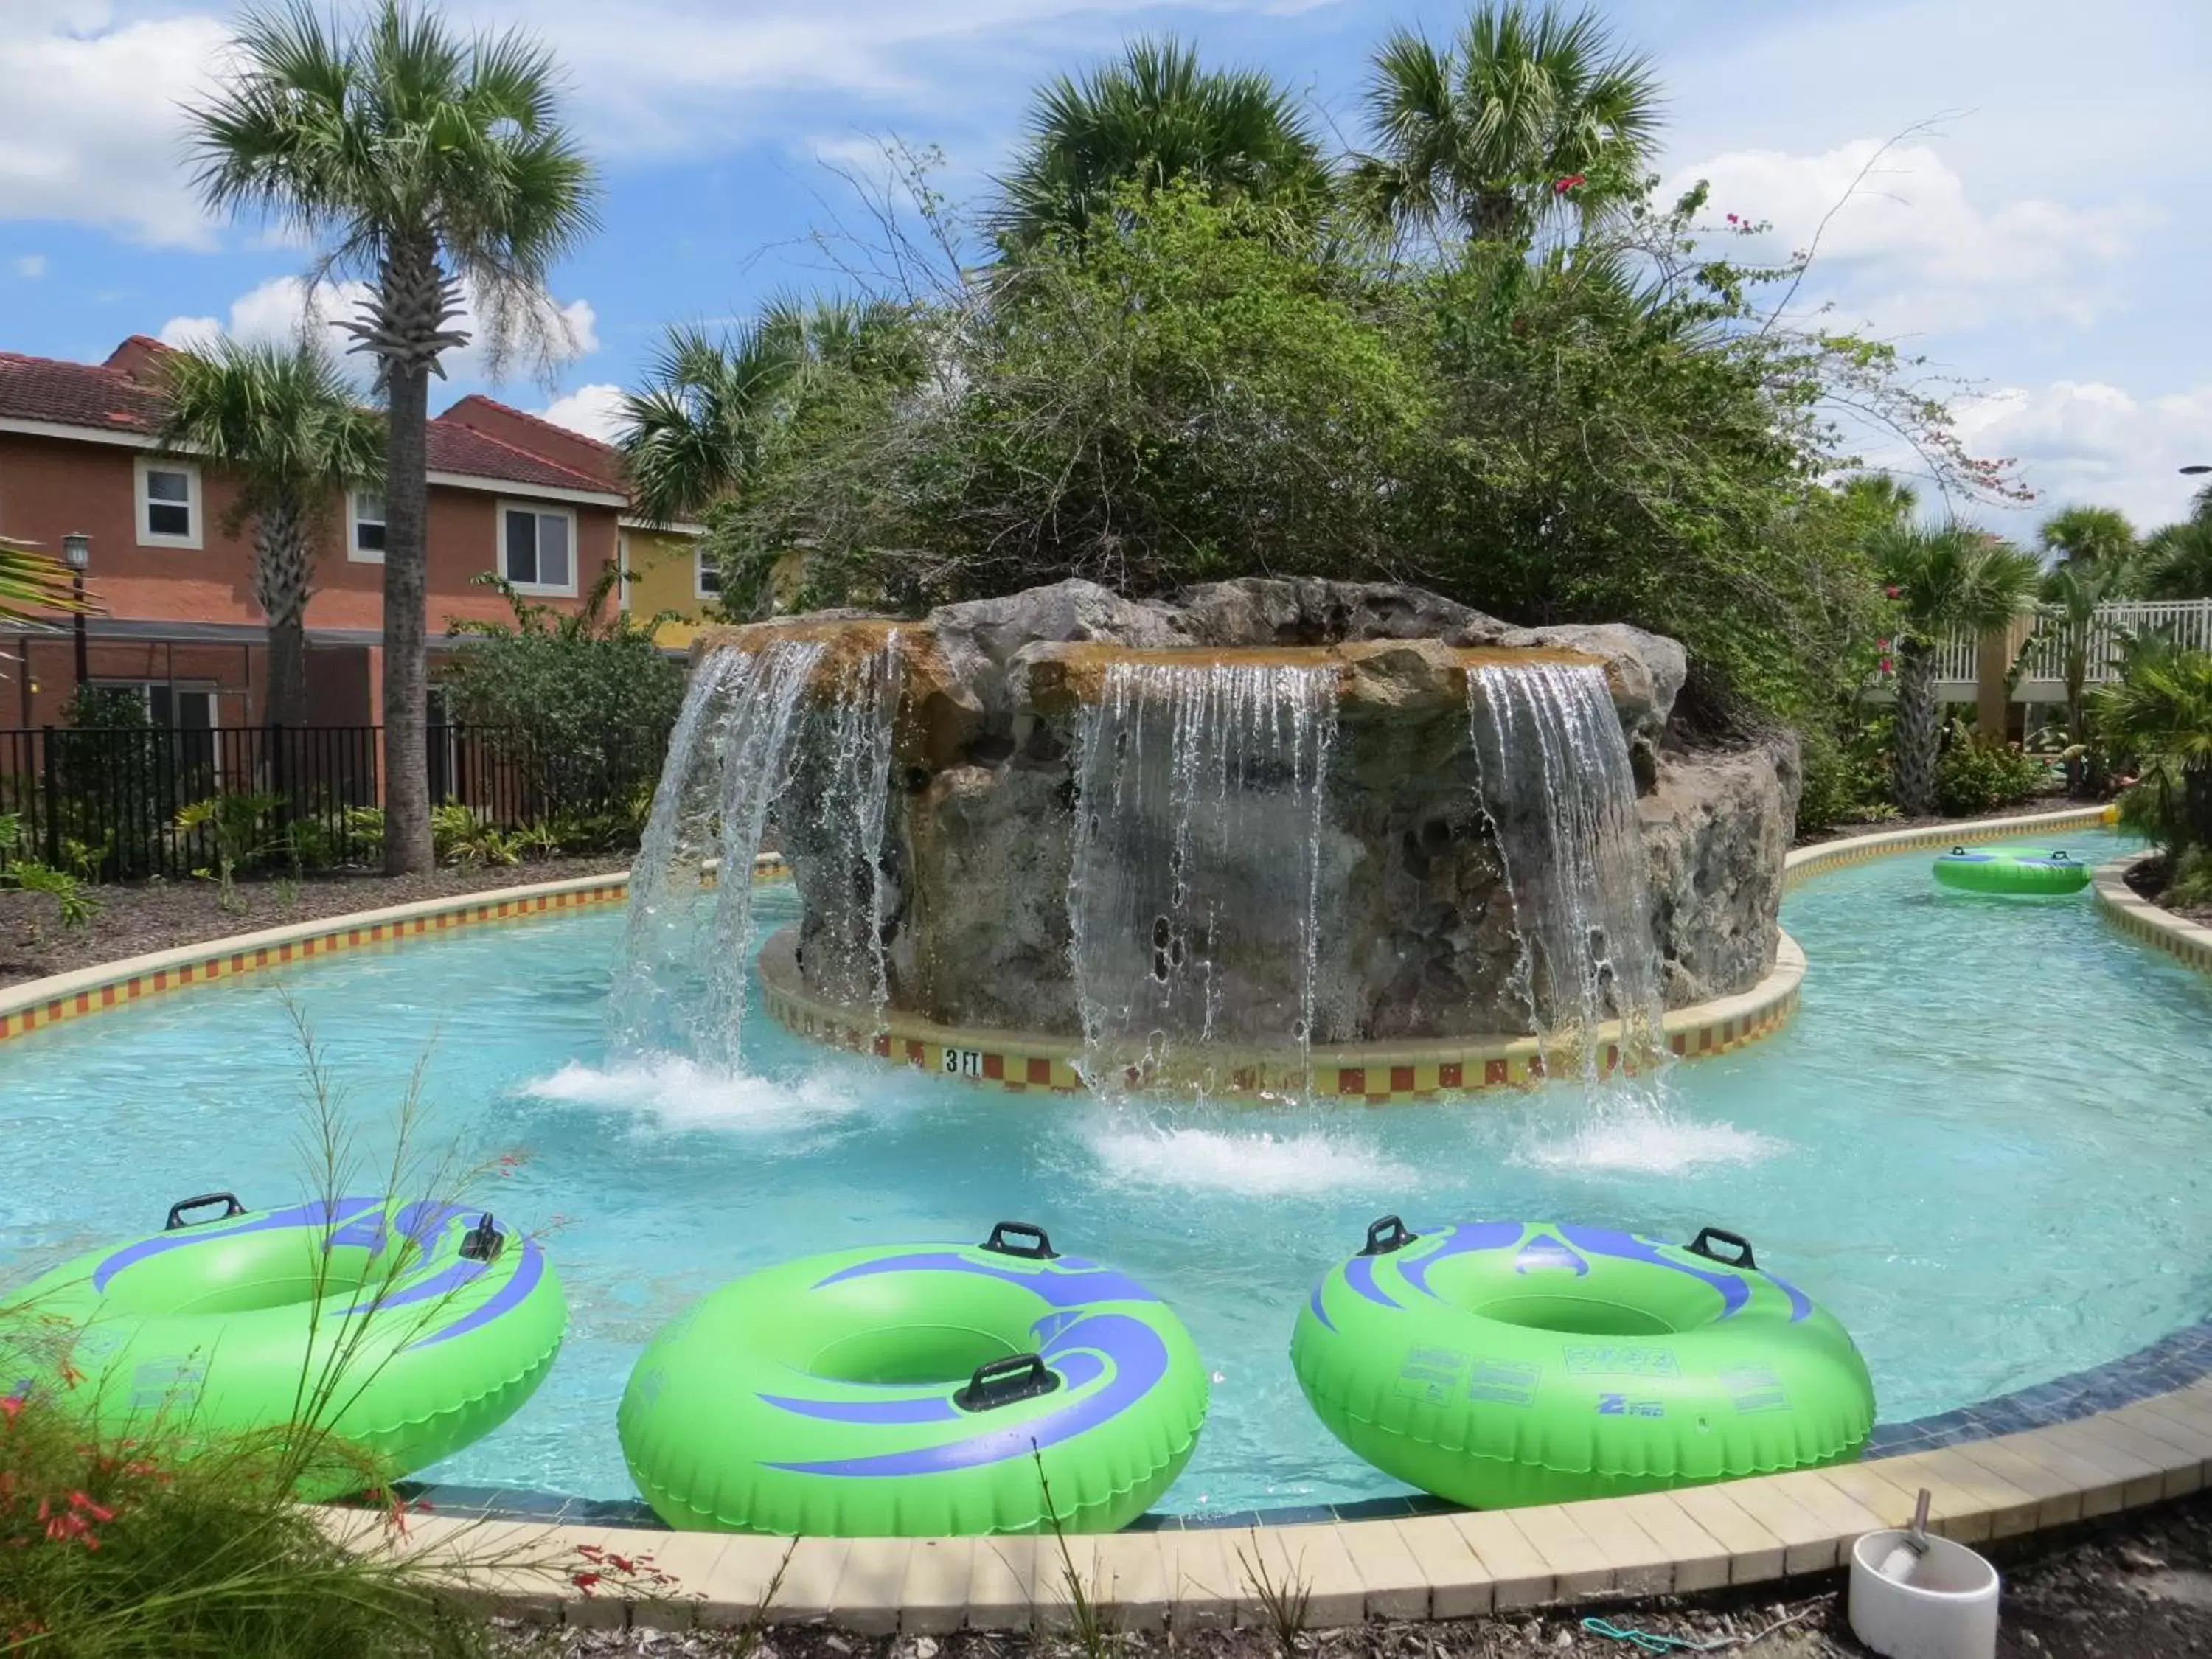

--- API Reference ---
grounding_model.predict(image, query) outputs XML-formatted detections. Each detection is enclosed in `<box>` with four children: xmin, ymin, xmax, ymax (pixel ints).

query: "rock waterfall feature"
<box><xmin>617</xmin><ymin>578</ymin><xmax>1799</xmax><ymax>1093</ymax></box>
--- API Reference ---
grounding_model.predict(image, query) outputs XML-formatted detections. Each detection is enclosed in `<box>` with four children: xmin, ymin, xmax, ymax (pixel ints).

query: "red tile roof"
<box><xmin>438</xmin><ymin>392</ymin><xmax>622</xmax><ymax>489</ymax></box>
<box><xmin>0</xmin><ymin>341</ymin><xmax>621</xmax><ymax>500</ymax></box>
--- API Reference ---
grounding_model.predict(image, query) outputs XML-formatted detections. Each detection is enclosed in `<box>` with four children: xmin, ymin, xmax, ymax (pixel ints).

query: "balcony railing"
<box><xmin>1916</xmin><ymin>597</ymin><xmax>2212</xmax><ymax>692</ymax></box>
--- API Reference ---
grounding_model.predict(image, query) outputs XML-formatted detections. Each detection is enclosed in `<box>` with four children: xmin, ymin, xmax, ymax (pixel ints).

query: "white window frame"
<box><xmin>498</xmin><ymin>499</ymin><xmax>579</xmax><ymax>597</ymax></box>
<box><xmin>349</xmin><ymin>490</ymin><xmax>386</xmax><ymax>563</ymax></box>
<box><xmin>134</xmin><ymin>456</ymin><xmax>203</xmax><ymax>549</ymax></box>
<box><xmin>695</xmin><ymin>543</ymin><xmax>721</xmax><ymax>600</ymax></box>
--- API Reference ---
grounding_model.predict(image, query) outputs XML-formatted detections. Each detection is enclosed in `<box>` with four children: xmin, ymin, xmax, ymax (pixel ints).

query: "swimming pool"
<box><xmin>3</xmin><ymin>827</ymin><xmax>2207</xmax><ymax>1518</ymax></box>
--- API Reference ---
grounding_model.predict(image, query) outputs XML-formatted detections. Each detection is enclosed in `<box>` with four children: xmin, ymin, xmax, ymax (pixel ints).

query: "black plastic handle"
<box><xmin>165</xmin><ymin>1192</ymin><xmax>245</xmax><ymax>1231</ymax></box>
<box><xmin>1360</xmin><ymin>1215</ymin><xmax>1419</xmax><ymax>1257</ymax></box>
<box><xmin>954</xmin><ymin>1353</ymin><xmax>1060</xmax><ymax>1413</ymax></box>
<box><xmin>459</xmin><ymin>1213</ymin><xmax>505</xmax><ymax>1262</ymax></box>
<box><xmin>1950</xmin><ymin>845</ymin><xmax>1967</xmax><ymax>855</ymax></box>
<box><xmin>981</xmin><ymin>1221</ymin><xmax>1057</xmax><ymax>1260</ymax></box>
<box><xmin>1686</xmin><ymin>1227</ymin><xmax>1756</xmax><ymax>1270</ymax></box>
<box><xmin>2051</xmin><ymin>849</ymin><xmax>2072</xmax><ymax>862</ymax></box>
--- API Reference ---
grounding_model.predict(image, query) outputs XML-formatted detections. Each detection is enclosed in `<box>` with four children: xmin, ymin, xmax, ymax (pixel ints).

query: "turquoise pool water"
<box><xmin>3</xmin><ymin>828</ymin><xmax>2209</xmax><ymax>1517</ymax></box>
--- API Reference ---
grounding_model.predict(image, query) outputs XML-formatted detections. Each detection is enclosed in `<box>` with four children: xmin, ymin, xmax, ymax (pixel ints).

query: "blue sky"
<box><xmin>4</xmin><ymin>0</ymin><xmax>2208</xmax><ymax>533</ymax></box>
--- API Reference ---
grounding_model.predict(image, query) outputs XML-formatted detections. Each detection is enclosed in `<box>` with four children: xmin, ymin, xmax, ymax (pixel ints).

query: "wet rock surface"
<box><xmin>700</xmin><ymin>578</ymin><xmax>1795</xmax><ymax>1045</ymax></box>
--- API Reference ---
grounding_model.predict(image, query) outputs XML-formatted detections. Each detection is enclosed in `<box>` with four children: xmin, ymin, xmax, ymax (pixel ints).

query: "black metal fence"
<box><xmin>0</xmin><ymin>723</ymin><xmax>666</xmax><ymax>881</ymax></box>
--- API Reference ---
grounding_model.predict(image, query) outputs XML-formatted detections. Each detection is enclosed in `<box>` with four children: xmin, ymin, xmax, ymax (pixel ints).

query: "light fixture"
<box><xmin>60</xmin><ymin>532</ymin><xmax>90</xmax><ymax>571</ymax></box>
<box><xmin>2181</xmin><ymin>465</ymin><xmax>2212</xmax><ymax>477</ymax></box>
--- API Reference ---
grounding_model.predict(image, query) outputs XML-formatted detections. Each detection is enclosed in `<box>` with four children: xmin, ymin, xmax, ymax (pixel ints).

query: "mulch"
<box><xmin>2124</xmin><ymin>856</ymin><xmax>2212</xmax><ymax>928</ymax></box>
<box><xmin>492</xmin><ymin>1489</ymin><xmax>2212</xmax><ymax>1657</ymax></box>
<box><xmin>1790</xmin><ymin>794</ymin><xmax>2097</xmax><ymax>851</ymax></box>
<box><xmin>0</xmin><ymin>858</ymin><xmax>628</xmax><ymax>990</ymax></box>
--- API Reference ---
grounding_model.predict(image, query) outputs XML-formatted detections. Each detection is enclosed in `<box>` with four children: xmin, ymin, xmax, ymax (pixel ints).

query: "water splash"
<box><xmin>1083</xmin><ymin>1119</ymin><xmax>1421</xmax><ymax>1197</ymax></box>
<box><xmin>1468</xmin><ymin>661</ymin><xmax>1666</xmax><ymax>1082</ymax></box>
<box><xmin>1066</xmin><ymin>661</ymin><xmax>1338</xmax><ymax>1096</ymax></box>
<box><xmin>608</xmin><ymin>640</ymin><xmax>824</xmax><ymax>1066</ymax></box>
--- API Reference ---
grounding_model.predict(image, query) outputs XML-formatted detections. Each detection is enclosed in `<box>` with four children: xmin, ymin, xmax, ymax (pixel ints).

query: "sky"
<box><xmin>2</xmin><ymin>0</ymin><xmax>2208</xmax><ymax>538</ymax></box>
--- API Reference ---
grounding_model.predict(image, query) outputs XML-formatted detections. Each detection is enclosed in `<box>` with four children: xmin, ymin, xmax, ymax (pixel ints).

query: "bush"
<box><xmin>1795</xmin><ymin>718</ymin><xmax>1894</xmax><ymax>835</ymax></box>
<box><xmin>1935</xmin><ymin>736</ymin><xmax>2051</xmax><ymax>815</ymax></box>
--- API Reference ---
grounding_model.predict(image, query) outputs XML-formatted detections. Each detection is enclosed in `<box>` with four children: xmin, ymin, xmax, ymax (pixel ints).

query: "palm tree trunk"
<box><xmin>382</xmin><ymin>354</ymin><xmax>433</xmax><ymax>875</ymax></box>
<box><xmin>1893</xmin><ymin>643</ymin><xmax>1942</xmax><ymax>817</ymax></box>
<box><xmin>252</xmin><ymin>498</ymin><xmax>313</xmax><ymax>731</ymax></box>
<box><xmin>2188</xmin><ymin>764</ymin><xmax>2212</xmax><ymax>853</ymax></box>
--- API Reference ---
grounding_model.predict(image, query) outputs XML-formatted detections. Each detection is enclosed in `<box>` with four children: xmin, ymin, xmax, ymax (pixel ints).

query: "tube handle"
<box><xmin>165</xmin><ymin>1193</ymin><xmax>246</xmax><ymax>1231</ymax></box>
<box><xmin>1686</xmin><ymin>1226</ymin><xmax>1757</xmax><ymax>1270</ymax></box>
<box><xmin>954</xmin><ymin>1354</ymin><xmax>1059</xmax><ymax>1413</ymax></box>
<box><xmin>981</xmin><ymin>1220</ymin><xmax>1057</xmax><ymax>1260</ymax></box>
<box><xmin>1360</xmin><ymin>1215</ymin><xmax>1419</xmax><ymax>1256</ymax></box>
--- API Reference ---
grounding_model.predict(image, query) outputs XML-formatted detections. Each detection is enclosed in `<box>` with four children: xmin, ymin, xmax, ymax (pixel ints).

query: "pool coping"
<box><xmin>2092</xmin><ymin>852</ymin><xmax>2212</xmax><ymax>973</ymax></box>
<box><xmin>24</xmin><ymin>803</ymin><xmax>2206</xmax><ymax>1634</ymax></box>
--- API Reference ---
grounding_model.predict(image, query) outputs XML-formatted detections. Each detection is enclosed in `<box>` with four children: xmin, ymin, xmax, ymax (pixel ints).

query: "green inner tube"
<box><xmin>1932</xmin><ymin>845</ymin><xmax>2090</xmax><ymax>895</ymax></box>
<box><xmin>618</xmin><ymin>1225</ymin><xmax>1208</xmax><ymax>1535</ymax></box>
<box><xmin>1291</xmin><ymin>1218</ymin><xmax>1874</xmax><ymax>1509</ymax></box>
<box><xmin>0</xmin><ymin>1195</ymin><xmax>565</xmax><ymax>1498</ymax></box>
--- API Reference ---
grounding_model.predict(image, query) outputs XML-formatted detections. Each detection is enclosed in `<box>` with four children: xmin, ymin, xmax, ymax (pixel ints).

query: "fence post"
<box><xmin>38</xmin><ymin>726</ymin><xmax>60</xmax><ymax>868</ymax></box>
<box><xmin>268</xmin><ymin>723</ymin><xmax>289</xmax><ymax>858</ymax></box>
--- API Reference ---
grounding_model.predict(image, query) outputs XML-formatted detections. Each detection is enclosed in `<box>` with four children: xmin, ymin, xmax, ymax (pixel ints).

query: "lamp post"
<box><xmin>60</xmin><ymin>532</ymin><xmax>89</xmax><ymax>692</ymax></box>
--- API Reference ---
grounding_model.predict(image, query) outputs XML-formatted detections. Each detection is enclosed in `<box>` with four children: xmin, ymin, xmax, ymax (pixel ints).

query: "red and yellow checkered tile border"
<box><xmin>757</xmin><ymin>924</ymin><xmax>1806</xmax><ymax>1104</ymax></box>
<box><xmin>2094</xmin><ymin>854</ymin><xmax>2212</xmax><ymax>976</ymax></box>
<box><xmin>0</xmin><ymin>855</ymin><xmax>790</xmax><ymax>1046</ymax></box>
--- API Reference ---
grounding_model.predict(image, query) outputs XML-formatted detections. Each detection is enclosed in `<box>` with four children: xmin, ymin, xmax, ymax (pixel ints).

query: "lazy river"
<box><xmin>3</xmin><ymin>826</ymin><xmax>2208</xmax><ymax>1519</ymax></box>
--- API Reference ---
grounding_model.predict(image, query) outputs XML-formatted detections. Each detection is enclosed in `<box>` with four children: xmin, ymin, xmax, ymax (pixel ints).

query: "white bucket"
<box><xmin>1848</xmin><ymin>1529</ymin><xmax>2000</xmax><ymax>1659</ymax></box>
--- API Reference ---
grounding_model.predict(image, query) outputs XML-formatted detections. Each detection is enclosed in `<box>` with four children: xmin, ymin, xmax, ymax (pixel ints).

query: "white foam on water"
<box><xmin>1513</xmin><ymin>1107</ymin><xmax>1784</xmax><ymax>1175</ymax></box>
<box><xmin>1087</xmin><ymin>1121</ymin><xmax>1420</xmax><ymax>1197</ymax></box>
<box><xmin>524</xmin><ymin>1056</ymin><xmax>863</xmax><ymax>1136</ymax></box>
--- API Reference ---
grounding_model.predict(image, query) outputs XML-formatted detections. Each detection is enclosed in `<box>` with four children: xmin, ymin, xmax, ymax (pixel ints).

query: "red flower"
<box><xmin>67</xmin><ymin>1492</ymin><xmax>115</xmax><ymax>1524</ymax></box>
<box><xmin>0</xmin><ymin>1396</ymin><xmax>21</xmax><ymax>1425</ymax></box>
<box><xmin>1879</xmin><ymin>657</ymin><xmax>1893</xmax><ymax>674</ymax></box>
<box><xmin>1726</xmin><ymin>212</ymin><xmax>1739</xmax><ymax>225</ymax></box>
<box><xmin>1553</xmin><ymin>174</ymin><xmax>1587</xmax><ymax>194</ymax></box>
<box><xmin>1884</xmin><ymin>585</ymin><xmax>1901</xmax><ymax>599</ymax></box>
<box><xmin>571</xmin><ymin>1571</ymin><xmax>602</xmax><ymax>1596</ymax></box>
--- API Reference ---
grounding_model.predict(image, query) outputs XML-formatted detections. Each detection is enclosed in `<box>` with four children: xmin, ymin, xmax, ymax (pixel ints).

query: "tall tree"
<box><xmin>2144</xmin><ymin>520</ymin><xmax>2212</xmax><ymax>599</ymax></box>
<box><xmin>2038</xmin><ymin>554</ymin><xmax>2140</xmax><ymax>794</ymax></box>
<box><xmin>1352</xmin><ymin>1</ymin><xmax>1663</xmax><ymax>243</ymax></box>
<box><xmin>188</xmin><ymin>0</ymin><xmax>596</xmax><ymax>873</ymax></box>
<box><xmin>1871</xmin><ymin>524</ymin><xmax>2041</xmax><ymax>817</ymax></box>
<box><xmin>154</xmin><ymin>341</ymin><xmax>383</xmax><ymax>727</ymax></box>
<box><xmin>990</xmin><ymin>36</ymin><xmax>1326</xmax><ymax>247</ymax></box>
<box><xmin>619</xmin><ymin>298</ymin><xmax>917</xmax><ymax>529</ymax></box>
<box><xmin>2037</xmin><ymin>504</ymin><xmax>2136</xmax><ymax>568</ymax></box>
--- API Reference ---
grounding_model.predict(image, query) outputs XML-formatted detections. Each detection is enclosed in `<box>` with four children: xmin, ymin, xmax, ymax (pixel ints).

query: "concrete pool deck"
<box><xmin>19</xmin><ymin>799</ymin><xmax>2212</xmax><ymax>1635</ymax></box>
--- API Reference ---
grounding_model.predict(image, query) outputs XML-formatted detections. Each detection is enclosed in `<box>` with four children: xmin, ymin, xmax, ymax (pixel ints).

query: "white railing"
<box><xmin>2017</xmin><ymin>599</ymin><xmax>2212</xmax><ymax>688</ymax></box>
<box><xmin>1933</xmin><ymin>633</ymin><xmax>1979</xmax><ymax>684</ymax></box>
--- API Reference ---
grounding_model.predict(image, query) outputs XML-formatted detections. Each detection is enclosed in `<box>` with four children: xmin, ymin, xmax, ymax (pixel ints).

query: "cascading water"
<box><xmin>1467</xmin><ymin>661</ymin><xmax>1668</xmax><ymax>1084</ymax></box>
<box><xmin>608</xmin><ymin>639</ymin><xmax>824</xmax><ymax>1067</ymax></box>
<box><xmin>779</xmin><ymin>636</ymin><xmax>902</xmax><ymax>1026</ymax></box>
<box><xmin>1066</xmin><ymin>660</ymin><xmax>1338</xmax><ymax>1096</ymax></box>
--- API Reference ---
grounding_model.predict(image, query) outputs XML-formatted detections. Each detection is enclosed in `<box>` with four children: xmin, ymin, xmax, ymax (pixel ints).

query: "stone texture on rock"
<box><xmin>704</xmin><ymin>577</ymin><xmax>1795</xmax><ymax>1043</ymax></box>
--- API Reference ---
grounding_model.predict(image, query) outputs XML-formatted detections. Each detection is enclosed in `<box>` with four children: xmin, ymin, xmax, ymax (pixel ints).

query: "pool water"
<box><xmin>4</xmin><ymin>828</ymin><xmax>2210</xmax><ymax>1517</ymax></box>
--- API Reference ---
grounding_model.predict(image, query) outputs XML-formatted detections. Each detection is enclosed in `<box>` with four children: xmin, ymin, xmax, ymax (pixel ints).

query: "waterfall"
<box><xmin>1467</xmin><ymin>661</ymin><xmax>1666</xmax><ymax>1082</ymax></box>
<box><xmin>781</xmin><ymin>635</ymin><xmax>902</xmax><ymax>1026</ymax></box>
<box><xmin>1066</xmin><ymin>660</ymin><xmax>1338</xmax><ymax>1096</ymax></box>
<box><xmin>609</xmin><ymin>639</ymin><xmax>824</xmax><ymax>1066</ymax></box>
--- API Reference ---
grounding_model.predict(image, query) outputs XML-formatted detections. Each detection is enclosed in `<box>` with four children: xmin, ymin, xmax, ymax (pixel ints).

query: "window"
<box><xmin>135</xmin><ymin>458</ymin><xmax>201</xmax><ymax>548</ymax></box>
<box><xmin>695</xmin><ymin>545</ymin><xmax>721</xmax><ymax>599</ymax></box>
<box><xmin>500</xmin><ymin>503</ymin><xmax>575</xmax><ymax>594</ymax></box>
<box><xmin>350</xmin><ymin>492</ymin><xmax>386</xmax><ymax>561</ymax></box>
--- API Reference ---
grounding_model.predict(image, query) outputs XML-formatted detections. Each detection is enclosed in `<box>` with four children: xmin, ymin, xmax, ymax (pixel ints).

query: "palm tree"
<box><xmin>2143</xmin><ymin>518</ymin><xmax>2212</xmax><ymax>599</ymax></box>
<box><xmin>990</xmin><ymin>36</ymin><xmax>1327</xmax><ymax>247</ymax></box>
<box><xmin>1352</xmin><ymin>1</ymin><xmax>1663</xmax><ymax>245</ymax></box>
<box><xmin>2096</xmin><ymin>645</ymin><xmax>2212</xmax><ymax>854</ymax></box>
<box><xmin>154</xmin><ymin>341</ymin><xmax>383</xmax><ymax>728</ymax></box>
<box><xmin>2037</xmin><ymin>554</ymin><xmax>2140</xmax><ymax>794</ymax></box>
<box><xmin>2037</xmin><ymin>504</ymin><xmax>2135</xmax><ymax>568</ymax></box>
<box><xmin>0</xmin><ymin>538</ymin><xmax>97</xmax><ymax>623</ymax></box>
<box><xmin>188</xmin><ymin>1</ymin><xmax>596</xmax><ymax>874</ymax></box>
<box><xmin>619</xmin><ymin>298</ymin><xmax>918</xmax><ymax>528</ymax></box>
<box><xmin>1871</xmin><ymin>523</ymin><xmax>2041</xmax><ymax>817</ymax></box>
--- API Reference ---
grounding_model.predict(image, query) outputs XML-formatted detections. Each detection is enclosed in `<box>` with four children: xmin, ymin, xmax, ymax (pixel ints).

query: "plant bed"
<box><xmin>2123</xmin><ymin>855</ymin><xmax>2212</xmax><ymax>928</ymax></box>
<box><xmin>1790</xmin><ymin>793</ymin><xmax>2089</xmax><ymax>849</ymax></box>
<box><xmin>0</xmin><ymin>858</ymin><xmax>628</xmax><ymax>991</ymax></box>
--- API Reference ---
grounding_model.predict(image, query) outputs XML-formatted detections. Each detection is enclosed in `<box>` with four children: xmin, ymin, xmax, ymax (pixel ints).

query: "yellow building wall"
<box><xmin>620</xmin><ymin>527</ymin><xmax>708</xmax><ymax>650</ymax></box>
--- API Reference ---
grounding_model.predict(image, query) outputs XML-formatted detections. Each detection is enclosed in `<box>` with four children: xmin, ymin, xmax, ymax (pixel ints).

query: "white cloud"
<box><xmin>1666</xmin><ymin>139</ymin><xmax>2152</xmax><ymax>335</ymax></box>
<box><xmin>0</xmin><ymin>10</ymin><xmax>228</xmax><ymax>247</ymax></box>
<box><xmin>158</xmin><ymin>274</ymin><xmax>601</xmax><ymax>384</ymax></box>
<box><xmin>537</xmin><ymin>383</ymin><xmax>627</xmax><ymax>442</ymax></box>
<box><xmin>1953</xmin><ymin>380</ymin><xmax>2212</xmax><ymax>531</ymax></box>
<box><xmin>11</xmin><ymin>255</ymin><xmax>46</xmax><ymax>279</ymax></box>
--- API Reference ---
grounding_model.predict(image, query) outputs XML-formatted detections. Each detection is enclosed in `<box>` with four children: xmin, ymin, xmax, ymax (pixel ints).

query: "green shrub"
<box><xmin>1795</xmin><ymin>720</ymin><xmax>1895</xmax><ymax>835</ymax></box>
<box><xmin>1935</xmin><ymin>735</ymin><xmax>2051</xmax><ymax>815</ymax></box>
